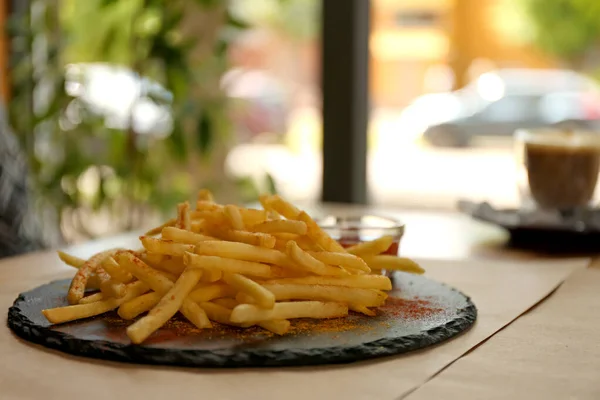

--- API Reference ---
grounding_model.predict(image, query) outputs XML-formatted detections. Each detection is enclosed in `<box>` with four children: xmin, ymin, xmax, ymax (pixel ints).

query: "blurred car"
<box><xmin>399</xmin><ymin>69</ymin><xmax>600</xmax><ymax>147</ymax></box>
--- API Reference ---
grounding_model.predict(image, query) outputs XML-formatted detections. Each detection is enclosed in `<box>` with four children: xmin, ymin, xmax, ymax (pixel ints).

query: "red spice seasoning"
<box><xmin>379</xmin><ymin>296</ymin><xmax>443</xmax><ymax>320</ymax></box>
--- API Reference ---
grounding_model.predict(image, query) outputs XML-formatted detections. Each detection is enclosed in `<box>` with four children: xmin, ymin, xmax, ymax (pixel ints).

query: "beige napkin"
<box><xmin>0</xmin><ymin>254</ymin><xmax>588</xmax><ymax>400</ymax></box>
<box><xmin>405</xmin><ymin>260</ymin><xmax>600</xmax><ymax>400</ymax></box>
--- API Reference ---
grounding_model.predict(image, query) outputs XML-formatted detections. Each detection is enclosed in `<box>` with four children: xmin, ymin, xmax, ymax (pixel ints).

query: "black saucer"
<box><xmin>458</xmin><ymin>200</ymin><xmax>600</xmax><ymax>253</ymax></box>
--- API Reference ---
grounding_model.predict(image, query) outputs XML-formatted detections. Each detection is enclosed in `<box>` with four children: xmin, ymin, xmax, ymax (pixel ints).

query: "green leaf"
<box><xmin>265</xmin><ymin>173</ymin><xmax>278</xmax><ymax>195</ymax></box>
<box><xmin>168</xmin><ymin>121</ymin><xmax>187</xmax><ymax>161</ymax></box>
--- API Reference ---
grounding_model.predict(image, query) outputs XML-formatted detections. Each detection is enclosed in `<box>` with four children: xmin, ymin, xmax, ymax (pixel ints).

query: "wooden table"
<box><xmin>1</xmin><ymin>209</ymin><xmax>598</xmax><ymax>400</ymax></box>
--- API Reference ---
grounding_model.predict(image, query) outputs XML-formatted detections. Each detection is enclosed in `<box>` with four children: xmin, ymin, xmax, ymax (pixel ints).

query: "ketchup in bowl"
<box><xmin>317</xmin><ymin>215</ymin><xmax>404</xmax><ymax>256</ymax></box>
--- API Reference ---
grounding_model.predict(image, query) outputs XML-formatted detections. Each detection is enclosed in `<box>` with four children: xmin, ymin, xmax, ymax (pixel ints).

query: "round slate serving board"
<box><xmin>7</xmin><ymin>272</ymin><xmax>476</xmax><ymax>368</ymax></box>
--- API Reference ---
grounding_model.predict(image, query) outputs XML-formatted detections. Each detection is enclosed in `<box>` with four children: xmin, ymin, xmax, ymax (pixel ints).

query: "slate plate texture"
<box><xmin>8</xmin><ymin>272</ymin><xmax>477</xmax><ymax>368</ymax></box>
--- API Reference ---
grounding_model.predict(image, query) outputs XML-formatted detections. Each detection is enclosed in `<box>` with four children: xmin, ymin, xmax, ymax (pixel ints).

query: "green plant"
<box><xmin>8</xmin><ymin>0</ymin><xmax>269</xmax><ymax>242</ymax></box>
<box><xmin>510</xmin><ymin>0</ymin><xmax>600</xmax><ymax>70</ymax></box>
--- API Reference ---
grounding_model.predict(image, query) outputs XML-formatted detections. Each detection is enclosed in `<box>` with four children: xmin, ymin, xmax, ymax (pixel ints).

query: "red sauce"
<box><xmin>338</xmin><ymin>237</ymin><xmax>400</xmax><ymax>256</ymax></box>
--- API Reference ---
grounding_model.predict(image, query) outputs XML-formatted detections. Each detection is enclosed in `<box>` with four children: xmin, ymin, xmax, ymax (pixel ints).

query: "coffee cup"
<box><xmin>515</xmin><ymin>129</ymin><xmax>600</xmax><ymax>210</ymax></box>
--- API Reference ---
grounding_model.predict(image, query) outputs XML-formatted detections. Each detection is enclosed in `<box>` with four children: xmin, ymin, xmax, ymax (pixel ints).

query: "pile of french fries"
<box><xmin>43</xmin><ymin>191</ymin><xmax>424</xmax><ymax>344</ymax></box>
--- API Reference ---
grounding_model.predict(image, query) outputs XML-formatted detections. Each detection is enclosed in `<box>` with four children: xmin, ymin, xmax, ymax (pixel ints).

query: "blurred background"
<box><xmin>2</xmin><ymin>0</ymin><xmax>600</xmax><ymax>248</ymax></box>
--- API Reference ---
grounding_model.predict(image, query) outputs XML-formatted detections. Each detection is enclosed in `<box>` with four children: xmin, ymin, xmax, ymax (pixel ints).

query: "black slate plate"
<box><xmin>7</xmin><ymin>272</ymin><xmax>476</xmax><ymax>368</ymax></box>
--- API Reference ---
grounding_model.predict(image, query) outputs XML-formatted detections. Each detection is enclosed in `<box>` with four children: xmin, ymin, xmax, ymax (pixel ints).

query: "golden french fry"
<box><xmin>286</xmin><ymin>241</ymin><xmax>348</xmax><ymax>277</ymax></box>
<box><xmin>360</xmin><ymin>255</ymin><xmax>425</xmax><ymax>274</ymax></box>
<box><xmin>68</xmin><ymin>249</ymin><xmax>121</xmax><ymax>305</ymax></box>
<box><xmin>197</xmin><ymin>188</ymin><xmax>214</xmax><ymax>202</ymax></box>
<box><xmin>224</xmin><ymin>204</ymin><xmax>245</xmax><ymax>230</ymax></box>
<box><xmin>145</xmin><ymin>218</ymin><xmax>176</xmax><ymax>236</ymax></box>
<box><xmin>200</xmin><ymin>268</ymin><xmax>223</xmax><ymax>283</ymax></box>
<box><xmin>207</xmin><ymin>227</ymin><xmax>276</xmax><ymax>249</ymax></box>
<box><xmin>307</xmin><ymin>251</ymin><xmax>370</xmax><ymax>273</ymax></box>
<box><xmin>161</xmin><ymin>226</ymin><xmax>215</xmax><ymax>245</ymax></box>
<box><xmin>192</xmin><ymin>208</ymin><xmax>267</xmax><ymax>226</ymax></box>
<box><xmin>44</xmin><ymin>281</ymin><xmax>149</xmax><ymax>324</ymax></box>
<box><xmin>221</xmin><ymin>296</ymin><xmax>289</xmax><ymax>334</ymax></box>
<box><xmin>223</xmin><ymin>273</ymin><xmax>275</xmax><ymax>309</ymax></box>
<box><xmin>349</xmin><ymin>304</ymin><xmax>376</xmax><ymax>316</ymax></box>
<box><xmin>251</xmin><ymin>220</ymin><xmax>307</xmax><ymax>235</ymax></box>
<box><xmin>264</xmin><ymin>265</ymin><xmax>308</xmax><ymax>279</ymax></box>
<box><xmin>188</xmin><ymin>283</ymin><xmax>235</xmax><ymax>303</ymax></box>
<box><xmin>143</xmin><ymin>253</ymin><xmax>186</xmax><ymax>276</ymax></box>
<box><xmin>230</xmin><ymin>301</ymin><xmax>348</xmax><ymax>324</ymax></box>
<box><xmin>101</xmin><ymin>256</ymin><xmax>134</xmax><ymax>283</ymax></box>
<box><xmin>176</xmin><ymin>202</ymin><xmax>191</xmax><ymax>231</ymax></box>
<box><xmin>212</xmin><ymin>298</ymin><xmax>239</xmax><ymax>309</ymax></box>
<box><xmin>258</xmin><ymin>319</ymin><xmax>290</xmax><ymax>335</ymax></box>
<box><xmin>346</xmin><ymin>235</ymin><xmax>394</xmax><ymax>256</ymax></box>
<box><xmin>57</xmin><ymin>251</ymin><xmax>85</xmax><ymax>268</ymax></box>
<box><xmin>295</xmin><ymin>212</ymin><xmax>346</xmax><ymax>253</ymax></box>
<box><xmin>190</xmin><ymin>219</ymin><xmax>207</xmax><ymax>233</ymax></box>
<box><xmin>118</xmin><ymin>291</ymin><xmax>162</xmax><ymax>320</ymax></box>
<box><xmin>100</xmin><ymin>277</ymin><xmax>127</xmax><ymax>299</ymax></box>
<box><xmin>140</xmin><ymin>236</ymin><xmax>195</xmax><ymax>257</ymax></box>
<box><xmin>259</xmin><ymin>194</ymin><xmax>301</xmax><ymax>219</ymax></box>
<box><xmin>194</xmin><ymin>240</ymin><xmax>288</xmax><ymax>266</ymax></box>
<box><xmin>127</xmin><ymin>269</ymin><xmax>208</xmax><ymax>344</ymax></box>
<box><xmin>262</xmin><ymin>284</ymin><xmax>386</xmax><ymax>307</ymax></box>
<box><xmin>200</xmin><ymin>301</ymin><xmax>248</xmax><ymax>327</ymax></box>
<box><xmin>79</xmin><ymin>292</ymin><xmax>104</xmax><ymax>304</ymax></box>
<box><xmin>265</xmin><ymin>274</ymin><xmax>392</xmax><ymax>290</ymax></box>
<box><xmin>196</xmin><ymin>201</ymin><xmax>221</xmax><ymax>212</ymax></box>
<box><xmin>183</xmin><ymin>252</ymin><xmax>272</xmax><ymax>278</ymax></box>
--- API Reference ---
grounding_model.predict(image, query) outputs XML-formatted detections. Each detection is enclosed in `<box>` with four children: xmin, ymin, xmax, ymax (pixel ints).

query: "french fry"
<box><xmin>230</xmin><ymin>301</ymin><xmax>348</xmax><ymax>324</ymax></box>
<box><xmin>346</xmin><ymin>235</ymin><xmax>395</xmax><ymax>256</ymax></box>
<box><xmin>224</xmin><ymin>204</ymin><xmax>245</xmax><ymax>230</ymax></box>
<box><xmin>223</xmin><ymin>273</ymin><xmax>275</xmax><ymax>309</ymax></box>
<box><xmin>161</xmin><ymin>226</ymin><xmax>215</xmax><ymax>245</ymax></box>
<box><xmin>140</xmin><ymin>236</ymin><xmax>195</xmax><ymax>257</ymax></box>
<box><xmin>307</xmin><ymin>251</ymin><xmax>370</xmax><ymax>273</ymax></box>
<box><xmin>265</xmin><ymin>274</ymin><xmax>392</xmax><ymax>290</ymax></box>
<box><xmin>200</xmin><ymin>268</ymin><xmax>223</xmax><ymax>283</ymax></box>
<box><xmin>286</xmin><ymin>241</ymin><xmax>348</xmax><ymax>277</ymax></box>
<box><xmin>188</xmin><ymin>283</ymin><xmax>235</xmax><ymax>303</ymax></box>
<box><xmin>99</xmin><ymin>276</ymin><xmax>127</xmax><ymax>299</ymax></box>
<box><xmin>183</xmin><ymin>252</ymin><xmax>272</xmax><ymax>278</ymax></box>
<box><xmin>57</xmin><ymin>251</ymin><xmax>85</xmax><ymax>268</ymax></box>
<box><xmin>349</xmin><ymin>304</ymin><xmax>376</xmax><ymax>316</ymax></box>
<box><xmin>143</xmin><ymin>253</ymin><xmax>186</xmax><ymax>276</ymax></box>
<box><xmin>221</xmin><ymin>296</ymin><xmax>289</xmax><ymax>334</ymax></box>
<box><xmin>127</xmin><ymin>269</ymin><xmax>208</xmax><ymax>344</ymax></box>
<box><xmin>176</xmin><ymin>202</ymin><xmax>191</xmax><ymax>231</ymax></box>
<box><xmin>118</xmin><ymin>291</ymin><xmax>162</xmax><ymax>320</ymax></box>
<box><xmin>190</xmin><ymin>220</ymin><xmax>207</xmax><ymax>233</ymax></box>
<box><xmin>258</xmin><ymin>319</ymin><xmax>291</xmax><ymax>335</ymax></box>
<box><xmin>261</xmin><ymin>284</ymin><xmax>387</xmax><ymax>307</ymax></box>
<box><xmin>200</xmin><ymin>301</ymin><xmax>246</xmax><ymax>327</ymax></box>
<box><xmin>44</xmin><ymin>281</ymin><xmax>149</xmax><ymax>324</ymax></box>
<box><xmin>251</xmin><ymin>220</ymin><xmax>307</xmax><ymax>235</ymax></box>
<box><xmin>212</xmin><ymin>298</ymin><xmax>239</xmax><ymax>309</ymax></box>
<box><xmin>207</xmin><ymin>227</ymin><xmax>276</xmax><ymax>249</ymax></box>
<box><xmin>191</xmin><ymin>208</ymin><xmax>267</xmax><ymax>226</ymax></box>
<box><xmin>194</xmin><ymin>241</ymin><xmax>289</xmax><ymax>266</ymax></box>
<box><xmin>101</xmin><ymin>256</ymin><xmax>134</xmax><ymax>283</ymax></box>
<box><xmin>79</xmin><ymin>292</ymin><xmax>104</xmax><ymax>304</ymax></box>
<box><xmin>68</xmin><ymin>249</ymin><xmax>121</xmax><ymax>304</ymax></box>
<box><xmin>295</xmin><ymin>211</ymin><xmax>346</xmax><ymax>253</ymax></box>
<box><xmin>116</xmin><ymin>252</ymin><xmax>208</xmax><ymax>330</ymax></box>
<box><xmin>259</xmin><ymin>194</ymin><xmax>301</xmax><ymax>219</ymax></box>
<box><xmin>360</xmin><ymin>255</ymin><xmax>425</xmax><ymax>274</ymax></box>
<box><xmin>145</xmin><ymin>218</ymin><xmax>176</xmax><ymax>236</ymax></box>
<box><xmin>197</xmin><ymin>189</ymin><xmax>214</xmax><ymax>202</ymax></box>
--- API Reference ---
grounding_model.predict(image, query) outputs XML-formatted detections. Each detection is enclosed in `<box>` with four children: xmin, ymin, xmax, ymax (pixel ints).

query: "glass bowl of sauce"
<box><xmin>317</xmin><ymin>214</ymin><xmax>405</xmax><ymax>256</ymax></box>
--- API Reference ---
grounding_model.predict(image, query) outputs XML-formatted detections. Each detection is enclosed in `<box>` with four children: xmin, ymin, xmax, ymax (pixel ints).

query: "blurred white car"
<box><xmin>399</xmin><ymin>68</ymin><xmax>600</xmax><ymax>147</ymax></box>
